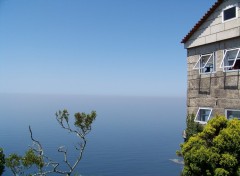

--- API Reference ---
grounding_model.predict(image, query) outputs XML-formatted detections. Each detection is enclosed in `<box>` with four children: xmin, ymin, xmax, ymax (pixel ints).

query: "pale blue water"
<box><xmin>0</xmin><ymin>94</ymin><xmax>186</xmax><ymax>175</ymax></box>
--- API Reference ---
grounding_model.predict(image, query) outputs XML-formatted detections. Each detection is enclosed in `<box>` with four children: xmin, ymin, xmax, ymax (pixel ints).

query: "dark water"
<box><xmin>0</xmin><ymin>94</ymin><xmax>186</xmax><ymax>176</ymax></box>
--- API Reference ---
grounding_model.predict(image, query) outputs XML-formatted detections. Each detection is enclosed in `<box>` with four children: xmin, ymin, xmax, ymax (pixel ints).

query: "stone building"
<box><xmin>182</xmin><ymin>0</ymin><xmax>240</xmax><ymax>124</ymax></box>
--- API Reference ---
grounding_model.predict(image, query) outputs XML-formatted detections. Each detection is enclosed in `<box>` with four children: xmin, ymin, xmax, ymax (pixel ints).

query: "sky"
<box><xmin>0</xmin><ymin>0</ymin><xmax>217</xmax><ymax>97</ymax></box>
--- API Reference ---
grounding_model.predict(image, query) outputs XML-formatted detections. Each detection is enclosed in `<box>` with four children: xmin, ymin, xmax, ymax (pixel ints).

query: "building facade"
<box><xmin>182</xmin><ymin>0</ymin><xmax>240</xmax><ymax>124</ymax></box>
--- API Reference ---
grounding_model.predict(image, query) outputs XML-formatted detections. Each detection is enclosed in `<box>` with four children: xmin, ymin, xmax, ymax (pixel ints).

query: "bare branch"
<box><xmin>58</xmin><ymin>146</ymin><xmax>72</xmax><ymax>171</ymax></box>
<box><xmin>8</xmin><ymin>110</ymin><xmax>96</xmax><ymax>176</ymax></box>
<box><xmin>71</xmin><ymin>137</ymin><xmax>86</xmax><ymax>172</ymax></box>
<box><xmin>29</xmin><ymin>126</ymin><xmax>43</xmax><ymax>156</ymax></box>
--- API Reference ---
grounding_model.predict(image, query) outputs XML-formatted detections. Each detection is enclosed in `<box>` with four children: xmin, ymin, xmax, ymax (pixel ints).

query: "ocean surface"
<box><xmin>0</xmin><ymin>94</ymin><xmax>186</xmax><ymax>176</ymax></box>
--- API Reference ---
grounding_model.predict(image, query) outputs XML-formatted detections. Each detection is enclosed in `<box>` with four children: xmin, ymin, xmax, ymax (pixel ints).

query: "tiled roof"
<box><xmin>181</xmin><ymin>0</ymin><xmax>223</xmax><ymax>43</ymax></box>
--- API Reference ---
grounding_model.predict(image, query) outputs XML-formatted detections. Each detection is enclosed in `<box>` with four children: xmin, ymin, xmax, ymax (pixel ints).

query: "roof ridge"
<box><xmin>181</xmin><ymin>0</ymin><xmax>223</xmax><ymax>43</ymax></box>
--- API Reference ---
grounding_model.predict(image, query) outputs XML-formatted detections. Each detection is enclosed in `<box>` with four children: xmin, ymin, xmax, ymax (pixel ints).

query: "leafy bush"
<box><xmin>0</xmin><ymin>148</ymin><xmax>5</xmax><ymax>175</ymax></box>
<box><xmin>185</xmin><ymin>113</ymin><xmax>203</xmax><ymax>141</ymax></box>
<box><xmin>180</xmin><ymin>115</ymin><xmax>240</xmax><ymax>176</ymax></box>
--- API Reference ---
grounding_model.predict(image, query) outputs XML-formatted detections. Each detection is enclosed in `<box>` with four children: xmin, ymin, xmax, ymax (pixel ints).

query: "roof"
<box><xmin>181</xmin><ymin>0</ymin><xmax>223</xmax><ymax>43</ymax></box>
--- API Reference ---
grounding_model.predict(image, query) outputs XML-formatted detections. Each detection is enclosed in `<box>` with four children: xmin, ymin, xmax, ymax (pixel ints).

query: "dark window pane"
<box><xmin>224</xmin><ymin>6</ymin><xmax>236</xmax><ymax>21</ymax></box>
<box><xmin>227</xmin><ymin>110</ymin><xmax>240</xmax><ymax>120</ymax></box>
<box><xmin>197</xmin><ymin>109</ymin><xmax>211</xmax><ymax>122</ymax></box>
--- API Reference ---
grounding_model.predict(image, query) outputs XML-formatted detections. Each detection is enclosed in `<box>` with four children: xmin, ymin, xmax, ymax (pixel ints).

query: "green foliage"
<box><xmin>56</xmin><ymin>109</ymin><xmax>70</xmax><ymax>123</ymax></box>
<box><xmin>6</xmin><ymin>153</ymin><xmax>22</xmax><ymax>175</ymax></box>
<box><xmin>5</xmin><ymin>149</ymin><xmax>43</xmax><ymax>175</ymax></box>
<box><xmin>4</xmin><ymin>109</ymin><xmax>97</xmax><ymax>176</ymax></box>
<box><xmin>22</xmin><ymin>149</ymin><xmax>44</xmax><ymax>169</ymax></box>
<box><xmin>180</xmin><ymin>115</ymin><xmax>240</xmax><ymax>176</ymax></box>
<box><xmin>55</xmin><ymin>109</ymin><xmax>97</xmax><ymax>133</ymax></box>
<box><xmin>214</xmin><ymin>168</ymin><xmax>229</xmax><ymax>176</ymax></box>
<box><xmin>74</xmin><ymin>111</ymin><xmax>97</xmax><ymax>133</ymax></box>
<box><xmin>185</xmin><ymin>113</ymin><xmax>203</xmax><ymax>140</ymax></box>
<box><xmin>177</xmin><ymin>114</ymin><xmax>203</xmax><ymax>157</ymax></box>
<box><xmin>0</xmin><ymin>148</ymin><xmax>5</xmax><ymax>176</ymax></box>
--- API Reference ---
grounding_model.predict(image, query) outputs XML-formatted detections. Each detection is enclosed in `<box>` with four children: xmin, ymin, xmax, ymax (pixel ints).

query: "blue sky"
<box><xmin>0</xmin><ymin>0</ymin><xmax>216</xmax><ymax>97</ymax></box>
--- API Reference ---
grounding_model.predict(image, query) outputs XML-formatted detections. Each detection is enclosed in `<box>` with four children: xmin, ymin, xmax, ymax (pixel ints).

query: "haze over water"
<box><xmin>0</xmin><ymin>93</ymin><xmax>185</xmax><ymax>175</ymax></box>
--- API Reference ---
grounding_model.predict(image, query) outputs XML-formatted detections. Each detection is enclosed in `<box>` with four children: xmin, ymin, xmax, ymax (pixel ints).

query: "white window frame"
<box><xmin>220</xmin><ymin>48</ymin><xmax>240</xmax><ymax>72</ymax></box>
<box><xmin>225</xmin><ymin>109</ymin><xmax>240</xmax><ymax>120</ymax></box>
<box><xmin>193</xmin><ymin>53</ymin><xmax>215</xmax><ymax>74</ymax></box>
<box><xmin>222</xmin><ymin>5</ymin><xmax>238</xmax><ymax>23</ymax></box>
<box><xmin>194</xmin><ymin>107</ymin><xmax>213</xmax><ymax>124</ymax></box>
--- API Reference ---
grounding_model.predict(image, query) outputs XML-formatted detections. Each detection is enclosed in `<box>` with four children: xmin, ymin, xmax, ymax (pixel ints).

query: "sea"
<box><xmin>0</xmin><ymin>93</ymin><xmax>186</xmax><ymax>176</ymax></box>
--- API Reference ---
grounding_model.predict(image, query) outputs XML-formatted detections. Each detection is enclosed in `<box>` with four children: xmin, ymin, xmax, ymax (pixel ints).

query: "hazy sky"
<box><xmin>0</xmin><ymin>0</ymin><xmax>216</xmax><ymax>97</ymax></box>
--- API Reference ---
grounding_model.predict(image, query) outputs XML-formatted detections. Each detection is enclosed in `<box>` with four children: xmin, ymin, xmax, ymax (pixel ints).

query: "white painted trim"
<box><xmin>193</xmin><ymin>53</ymin><xmax>215</xmax><ymax>74</ymax></box>
<box><xmin>193</xmin><ymin>55</ymin><xmax>203</xmax><ymax>70</ymax></box>
<box><xmin>200</xmin><ymin>53</ymin><xmax>215</xmax><ymax>74</ymax></box>
<box><xmin>225</xmin><ymin>109</ymin><xmax>240</xmax><ymax>119</ymax></box>
<box><xmin>220</xmin><ymin>50</ymin><xmax>226</xmax><ymax>69</ymax></box>
<box><xmin>220</xmin><ymin>48</ymin><xmax>240</xmax><ymax>72</ymax></box>
<box><xmin>199</xmin><ymin>71</ymin><xmax>217</xmax><ymax>75</ymax></box>
<box><xmin>222</xmin><ymin>5</ymin><xmax>238</xmax><ymax>23</ymax></box>
<box><xmin>193</xmin><ymin>53</ymin><xmax>213</xmax><ymax>70</ymax></box>
<box><xmin>194</xmin><ymin>107</ymin><xmax>213</xmax><ymax>124</ymax></box>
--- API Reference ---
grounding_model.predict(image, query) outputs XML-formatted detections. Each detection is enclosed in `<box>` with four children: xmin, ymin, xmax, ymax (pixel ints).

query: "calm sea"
<box><xmin>0</xmin><ymin>94</ymin><xmax>186</xmax><ymax>176</ymax></box>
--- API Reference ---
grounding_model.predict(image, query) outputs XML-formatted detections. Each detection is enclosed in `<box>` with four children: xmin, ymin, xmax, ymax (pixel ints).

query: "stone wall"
<box><xmin>187</xmin><ymin>37</ymin><xmax>240</xmax><ymax>117</ymax></box>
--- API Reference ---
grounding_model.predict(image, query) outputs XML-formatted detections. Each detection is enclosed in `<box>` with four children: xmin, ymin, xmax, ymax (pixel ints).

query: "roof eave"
<box><xmin>181</xmin><ymin>0</ymin><xmax>223</xmax><ymax>44</ymax></box>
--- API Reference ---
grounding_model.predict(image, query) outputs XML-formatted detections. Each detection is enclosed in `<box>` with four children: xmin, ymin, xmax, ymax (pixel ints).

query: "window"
<box><xmin>225</xmin><ymin>109</ymin><xmax>240</xmax><ymax>120</ymax></box>
<box><xmin>220</xmin><ymin>48</ymin><xmax>240</xmax><ymax>71</ymax></box>
<box><xmin>223</xmin><ymin>6</ymin><xmax>238</xmax><ymax>22</ymax></box>
<box><xmin>193</xmin><ymin>53</ymin><xmax>215</xmax><ymax>74</ymax></box>
<box><xmin>195</xmin><ymin>107</ymin><xmax>212</xmax><ymax>124</ymax></box>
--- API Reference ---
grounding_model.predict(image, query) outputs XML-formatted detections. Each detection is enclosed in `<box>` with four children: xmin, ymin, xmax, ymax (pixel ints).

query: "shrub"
<box><xmin>180</xmin><ymin>115</ymin><xmax>240</xmax><ymax>176</ymax></box>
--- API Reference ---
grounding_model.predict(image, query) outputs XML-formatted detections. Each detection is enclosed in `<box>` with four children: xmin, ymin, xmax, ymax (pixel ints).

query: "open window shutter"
<box><xmin>193</xmin><ymin>54</ymin><xmax>213</xmax><ymax>70</ymax></box>
<box><xmin>220</xmin><ymin>48</ymin><xmax>240</xmax><ymax>69</ymax></box>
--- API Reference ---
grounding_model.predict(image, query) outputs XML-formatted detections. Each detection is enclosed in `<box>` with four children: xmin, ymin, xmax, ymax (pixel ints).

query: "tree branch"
<box><xmin>7</xmin><ymin>110</ymin><xmax>96</xmax><ymax>176</ymax></box>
